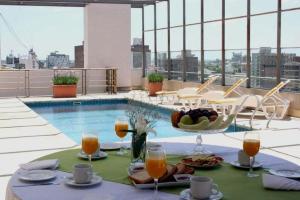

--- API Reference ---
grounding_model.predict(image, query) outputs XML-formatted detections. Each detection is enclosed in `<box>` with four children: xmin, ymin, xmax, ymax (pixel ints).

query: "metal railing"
<box><xmin>0</xmin><ymin>68</ymin><xmax>117</xmax><ymax>97</ymax></box>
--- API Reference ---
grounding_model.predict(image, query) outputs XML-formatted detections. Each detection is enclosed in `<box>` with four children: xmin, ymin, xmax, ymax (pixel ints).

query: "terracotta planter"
<box><xmin>53</xmin><ymin>85</ymin><xmax>77</xmax><ymax>98</ymax></box>
<box><xmin>148</xmin><ymin>82</ymin><xmax>163</xmax><ymax>96</ymax></box>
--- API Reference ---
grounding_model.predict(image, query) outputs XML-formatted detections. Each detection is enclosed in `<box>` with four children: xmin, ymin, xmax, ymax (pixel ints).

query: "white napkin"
<box><xmin>262</xmin><ymin>173</ymin><xmax>300</xmax><ymax>190</ymax></box>
<box><xmin>20</xmin><ymin>159</ymin><xmax>59</xmax><ymax>171</ymax></box>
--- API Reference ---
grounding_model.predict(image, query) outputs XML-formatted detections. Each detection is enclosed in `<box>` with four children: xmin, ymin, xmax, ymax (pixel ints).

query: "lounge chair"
<box><xmin>207</xmin><ymin>80</ymin><xmax>291</xmax><ymax>120</ymax></box>
<box><xmin>178</xmin><ymin>77</ymin><xmax>248</xmax><ymax>107</ymax></box>
<box><xmin>155</xmin><ymin>75</ymin><xmax>219</xmax><ymax>104</ymax></box>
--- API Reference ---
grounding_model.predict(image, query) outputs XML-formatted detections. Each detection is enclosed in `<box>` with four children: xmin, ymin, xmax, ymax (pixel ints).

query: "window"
<box><xmin>186</xmin><ymin>0</ymin><xmax>201</xmax><ymax>24</ymax></box>
<box><xmin>251</xmin><ymin>0</ymin><xmax>277</xmax><ymax>14</ymax></box>
<box><xmin>251</xmin><ymin>14</ymin><xmax>277</xmax><ymax>48</ymax></box>
<box><xmin>204</xmin><ymin>0</ymin><xmax>222</xmax><ymax>21</ymax></box>
<box><xmin>156</xmin><ymin>1</ymin><xmax>167</xmax><ymax>29</ymax></box>
<box><xmin>225</xmin><ymin>18</ymin><xmax>247</xmax><ymax>49</ymax></box>
<box><xmin>170</xmin><ymin>0</ymin><xmax>183</xmax><ymax>26</ymax></box>
<box><xmin>225</xmin><ymin>0</ymin><xmax>247</xmax><ymax>18</ymax></box>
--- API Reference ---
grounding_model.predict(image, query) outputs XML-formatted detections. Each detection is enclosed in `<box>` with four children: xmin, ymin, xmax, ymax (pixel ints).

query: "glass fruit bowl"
<box><xmin>171</xmin><ymin>109</ymin><xmax>236</xmax><ymax>155</ymax></box>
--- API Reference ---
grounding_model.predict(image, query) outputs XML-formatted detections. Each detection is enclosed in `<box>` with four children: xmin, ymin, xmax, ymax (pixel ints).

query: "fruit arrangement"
<box><xmin>171</xmin><ymin>108</ymin><xmax>235</xmax><ymax>131</ymax></box>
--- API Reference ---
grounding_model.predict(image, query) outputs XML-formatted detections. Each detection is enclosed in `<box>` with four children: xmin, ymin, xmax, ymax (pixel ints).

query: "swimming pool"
<box><xmin>27</xmin><ymin>99</ymin><xmax>249</xmax><ymax>144</ymax></box>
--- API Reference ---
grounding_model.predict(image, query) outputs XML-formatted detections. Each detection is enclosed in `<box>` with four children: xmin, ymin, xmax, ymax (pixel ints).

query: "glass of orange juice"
<box><xmin>146</xmin><ymin>146</ymin><xmax>167</xmax><ymax>200</ymax></box>
<box><xmin>82</xmin><ymin>133</ymin><xmax>99</xmax><ymax>167</ymax></box>
<box><xmin>115</xmin><ymin>116</ymin><xmax>129</xmax><ymax>155</ymax></box>
<box><xmin>243</xmin><ymin>131</ymin><xmax>260</xmax><ymax>177</ymax></box>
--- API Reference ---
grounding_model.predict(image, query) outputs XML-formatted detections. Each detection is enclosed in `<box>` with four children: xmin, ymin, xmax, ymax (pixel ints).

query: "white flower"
<box><xmin>135</xmin><ymin>115</ymin><xmax>157</xmax><ymax>136</ymax></box>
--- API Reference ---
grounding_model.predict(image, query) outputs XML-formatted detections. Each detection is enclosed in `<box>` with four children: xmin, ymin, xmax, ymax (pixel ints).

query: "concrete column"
<box><xmin>84</xmin><ymin>3</ymin><xmax>131</xmax><ymax>88</ymax></box>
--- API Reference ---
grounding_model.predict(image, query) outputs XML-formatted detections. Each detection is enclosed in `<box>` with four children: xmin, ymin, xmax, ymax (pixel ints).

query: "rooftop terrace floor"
<box><xmin>0</xmin><ymin>92</ymin><xmax>299</xmax><ymax>199</ymax></box>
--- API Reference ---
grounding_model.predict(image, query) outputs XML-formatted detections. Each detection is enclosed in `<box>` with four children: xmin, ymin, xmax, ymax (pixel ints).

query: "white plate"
<box><xmin>19</xmin><ymin>170</ymin><xmax>56</xmax><ymax>182</ymax></box>
<box><xmin>77</xmin><ymin>151</ymin><xmax>108</xmax><ymax>160</ymax></box>
<box><xmin>65</xmin><ymin>175</ymin><xmax>102</xmax><ymax>187</ymax></box>
<box><xmin>100</xmin><ymin>143</ymin><xmax>121</xmax><ymax>151</ymax></box>
<box><xmin>180</xmin><ymin>188</ymin><xmax>223</xmax><ymax>200</ymax></box>
<box><xmin>230</xmin><ymin>161</ymin><xmax>263</xmax><ymax>169</ymax></box>
<box><xmin>268</xmin><ymin>169</ymin><xmax>300</xmax><ymax>178</ymax></box>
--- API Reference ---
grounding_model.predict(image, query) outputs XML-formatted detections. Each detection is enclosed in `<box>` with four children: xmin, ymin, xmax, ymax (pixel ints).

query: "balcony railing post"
<box><xmin>84</xmin><ymin>69</ymin><xmax>87</xmax><ymax>95</ymax></box>
<box><xmin>183</xmin><ymin>0</ymin><xmax>187</xmax><ymax>82</ymax></box>
<box><xmin>142</xmin><ymin>6</ymin><xmax>146</xmax><ymax>77</ymax></box>
<box><xmin>167</xmin><ymin>0</ymin><xmax>171</xmax><ymax>80</ymax></box>
<box><xmin>200</xmin><ymin>0</ymin><xmax>204</xmax><ymax>83</ymax></box>
<box><xmin>246</xmin><ymin>0</ymin><xmax>251</xmax><ymax>88</ymax></box>
<box><xmin>221</xmin><ymin>0</ymin><xmax>225</xmax><ymax>86</ymax></box>
<box><xmin>81</xmin><ymin>69</ymin><xmax>84</xmax><ymax>95</ymax></box>
<box><xmin>27</xmin><ymin>70</ymin><xmax>30</xmax><ymax>97</ymax></box>
<box><xmin>154</xmin><ymin>2</ymin><xmax>157</xmax><ymax>67</ymax></box>
<box><xmin>276</xmin><ymin>0</ymin><xmax>282</xmax><ymax>84</ymax></box>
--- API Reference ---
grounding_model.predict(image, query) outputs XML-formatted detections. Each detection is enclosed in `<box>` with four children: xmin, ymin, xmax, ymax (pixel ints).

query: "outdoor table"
<box><xmin>6</xmin><ymin>142</ymin><xmax>300</xmax><ymax>200</ymax></box>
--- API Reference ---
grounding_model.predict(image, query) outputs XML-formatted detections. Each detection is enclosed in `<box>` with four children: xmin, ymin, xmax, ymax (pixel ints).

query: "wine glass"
<box><xmin>243</xmin><ymin>131</ymin><xmax>260</xmax><ymax>177</ymax></box>
<box><xmin>115</xmin><ymin>116</ymin><xmax>129</xmax><ymax>155</ymax></box>
<box><xmin>82</xmin><ymin>133</ymin><xmax>99</xmax><ymax>167</ymax></box>
<box><xmin>145</xmin><ymin>146</ymin><xmax>167</xmax><ymax>200</ymax></box>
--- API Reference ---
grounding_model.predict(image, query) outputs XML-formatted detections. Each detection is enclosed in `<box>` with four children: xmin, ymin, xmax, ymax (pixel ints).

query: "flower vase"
<box><xmin>131</xmin><ymin>132</ymin><xmax>147</xmax><ymax>164</ymax></box>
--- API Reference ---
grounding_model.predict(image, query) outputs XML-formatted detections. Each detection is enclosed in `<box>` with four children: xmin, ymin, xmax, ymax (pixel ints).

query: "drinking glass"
<box><xmin>115</xmin><ymin>116</ymin><xmax>129</xmax><ymax>155</ymax></box>
<box><xmin>82</xmin><ymin>133</ymin><xmax>99</xmax><ymax>167</ymax></box>
<box><xmin>243</xmin><ymin>131</ymin><xmax>260</xmax><ymax>177</ymax></box>
<box><xmin>145</xmin><ymin>146</ymin><xmax>167</xmax><ymax>200</ymax></box>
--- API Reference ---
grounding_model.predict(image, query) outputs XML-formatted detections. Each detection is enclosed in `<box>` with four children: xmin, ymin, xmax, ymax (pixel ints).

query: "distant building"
<box><xmin>282</xmin><ymin>61</ymin><xmax>300</xmax><ymax>91</ymax></box>
<box><xmin>46</xmin><ymin>52</ymin><xmax>70</xmax><ymax>68</ymax></box>
<box><xmin>170</xmin><ymin>50</ymin><xmax>199</xmax><ymax>81</ymax></box>
<box><xmin>251</xmin><ymin>47</ymin><xmax>295</xmax><ymax>88</ymax></box>
<box><xmin>6</xmin><ymin>53</ymin><xmax>19</xmax><ymax>65</ymax></box>
<box><xmin>131</xmin><ymin>38</ymin><xmax>151</xmax><ymax>69</ymax></box>
<box><xmin>74</xmin><ymin>44</ymin><xmax>84</xmax><ymax>68</ymax></box>
<box><xmin>157</xmin><ymin>52</ymin><xmax>167</xmax><ymax>71</ymax></box>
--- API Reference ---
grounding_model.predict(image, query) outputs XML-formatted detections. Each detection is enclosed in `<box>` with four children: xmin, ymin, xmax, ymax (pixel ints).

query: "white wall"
<box><xmin>84</xmin><ymin>3</ymin><xmax>132</xmax><ymax>88</ymax></box>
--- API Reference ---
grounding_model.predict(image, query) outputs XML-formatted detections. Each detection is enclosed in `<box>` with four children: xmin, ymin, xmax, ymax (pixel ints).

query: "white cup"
<box><xmin>238</xmin><ymin>150</ymin><xmax>255</xmax><ymax>166</ymax></box>
<box><xmin>73</xmin><ymin>163</ymin><xmax>93</xmax><ymax>184</ymax></box>
<box><xmin>190</xmin><ymin>176</ymin><xmax>219</xmax><ymax>199</ymax></box>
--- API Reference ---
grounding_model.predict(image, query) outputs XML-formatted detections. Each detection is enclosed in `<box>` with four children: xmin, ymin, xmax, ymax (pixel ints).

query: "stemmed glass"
<box><xmin>145</xmin><ymin>146</ymin><xmax>167</xmax><ymax>200</ymax></box>
<box><xmin>114</xmin><ymin>116</ymin><xmax>129</xmax><ymax>155</ymax></box>
<box><xmin>243</xmin><ymin>131</ymin><xmax>260</xmax><ymax>177</ymax></box>
<box><xmin>82</xmin><ymin>133</ymin><xmax>99</xmax><ymax>167</ymax></box>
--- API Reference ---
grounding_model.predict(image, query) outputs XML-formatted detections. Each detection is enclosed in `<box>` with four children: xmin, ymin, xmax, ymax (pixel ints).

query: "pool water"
<box><xmin>27</xmin><ymin>99</ymin><xmax>249</xmax><ymax>144</ymax></box>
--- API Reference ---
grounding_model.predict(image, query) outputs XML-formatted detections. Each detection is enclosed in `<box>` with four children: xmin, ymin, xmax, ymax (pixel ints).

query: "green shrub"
<box><xmin>53</xmin><ymin>74</ymin><xmax>79</xmax><ymax>85</ymax></box>
<box><xmin>147</xmin><ymin>72</ymin><xmax>164</xmax><ymax>83</ymax></box>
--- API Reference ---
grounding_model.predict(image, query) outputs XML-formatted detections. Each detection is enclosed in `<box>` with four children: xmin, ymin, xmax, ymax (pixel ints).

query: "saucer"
<box><xmin>100</xmin><ymin>143</ymin><xmax>121</xmax><ymax>151</ymax></box>
<box><xmin>77</xmin><ymin>151</ymin><xmax>108</xmax><ymax>160</ymax></box>
<box><xmin>230</xmin><ymin>161</ymin><xmax>263</xmax><ymax>169</ymax></box>
<box><xmin>19</xmin><ymin>170</ymin><xmax>56</xmax><ymax>182</ymax></box>
<box><xmin>180</xmin><ymin>189</ymin><xmax>223</xmax><ymax>200</ymax></box>
<box><xmin>65</xmin><ymin>175</ymin><xmax>102</xmax><ymax>187</ymax></box>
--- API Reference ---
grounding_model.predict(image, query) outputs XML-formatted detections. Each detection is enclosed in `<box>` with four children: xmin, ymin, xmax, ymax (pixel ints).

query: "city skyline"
<box><xmin>0</xmin><ymin>1</ymin><xmax>299</xmax><ymax>60</ymax></box>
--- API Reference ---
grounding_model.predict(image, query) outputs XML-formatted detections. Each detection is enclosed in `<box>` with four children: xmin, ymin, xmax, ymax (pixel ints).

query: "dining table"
<box><xmin>5</xmin><ymin>142</ymin><xmax>300</xmax><ymax>200</ymax></box>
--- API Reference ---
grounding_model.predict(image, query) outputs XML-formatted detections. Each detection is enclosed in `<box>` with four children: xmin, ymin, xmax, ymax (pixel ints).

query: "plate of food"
<box><xmin>181</xmin><ymin>155</ymin><xmax>223</xmax><ymax>169</ymax></box>
<box><xmin>171</xmin><ymin>109</ymin><xmax>235</xmax><ymax>133</ymax></box>
<box><xmin>128</xmin><ymin>163</ymin><xmax>194</xmax><ymax>189</ymax></box>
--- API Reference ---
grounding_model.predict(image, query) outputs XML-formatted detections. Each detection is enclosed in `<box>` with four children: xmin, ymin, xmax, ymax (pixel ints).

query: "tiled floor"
<box><xmin>0</xmin><ymin>92</ymin><xmax>299</xmax><ymax>199</ymax></box>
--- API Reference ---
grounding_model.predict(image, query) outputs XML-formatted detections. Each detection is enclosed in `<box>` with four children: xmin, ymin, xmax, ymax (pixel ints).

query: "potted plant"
<box><xmin>147</xmin><ymin>72</ymin><xmax>164</xmax><ymax>96</ymax></box>
<box><xmin>52</xmin><ymin>74</ymin><xmax>79</xmax><ymax>98</ymax></box>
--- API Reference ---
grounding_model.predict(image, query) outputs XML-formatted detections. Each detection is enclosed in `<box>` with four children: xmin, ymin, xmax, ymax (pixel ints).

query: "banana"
<box><xmin>206</xmin><ymin>116</ymin><xmax>224</xmax><ymax>130</ymax></box>
<box><xmin>197</xmin><ymin>116</ymin><xmax>209</xmax><ymax>123</ymax></box>
<box><xmin>219</xmin><ymin>114</ymin><xmax>235</xmax><ymax>129</ymax></box>
<box><xmin>178</xmin><ymin>119</ymin><xmax>210</xmax><ymax>130</ymax></box>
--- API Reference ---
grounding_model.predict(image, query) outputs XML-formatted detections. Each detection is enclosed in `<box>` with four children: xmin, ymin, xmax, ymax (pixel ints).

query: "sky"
<box><xmin>0</xmin><ymin>0</ymin><xmax>299</xmax><ymax>60</ymax></box>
